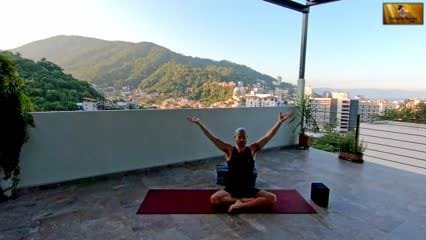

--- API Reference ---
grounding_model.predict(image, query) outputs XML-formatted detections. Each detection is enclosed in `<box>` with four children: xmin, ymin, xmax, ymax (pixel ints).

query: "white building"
<box><xmin>379</xmin><ymin>100</ymin><xmax>397</xmax><ymax>112</ymax></box>
<box><xmin>245</xmin><ymin>94</ymin><xmax>278</xmax><ymax>107</ymax></box>
<box><xmin>274</xmin><ymin>88</ymin><xmax>289</xmax><ymax>98</ymax></box>
<box><xmin>82</xmin><ymin>98</ymin><xmax>98</xmax><ymax>111</ymax></box>
<box><xmin>331</xmin><ymin>92</ymin><xmax>349</xmax><ymax>99</ymax></box>
<box><xmin>358</xmin><ymin>100</ymin><xmax>397</xmax><ymax>122</ymax></box>
<box><xmin>311</xmin><ymin>97</ymin><xmax>336</xmax><ymax>130</ymax></box>
<box><xmin>310</xmin><ymin>96</ymin><xmax>359</xmax><ymax>132</ymax></box>
<box><xmin>359</xmin><ymin>100</ymin><xmax>381</xmax><ymax>122</ymax></box>
<box><xmin>336</xmin><ymin>98</ymin><xmax>351</xmax><ymax>132</ymax></box>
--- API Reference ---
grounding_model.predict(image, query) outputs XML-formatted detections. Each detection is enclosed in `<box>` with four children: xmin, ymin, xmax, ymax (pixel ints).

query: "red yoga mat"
<box><xmin>137</xmin><ymin>189</ymin><xmax>316</xmax><ymax>214</ymax></box>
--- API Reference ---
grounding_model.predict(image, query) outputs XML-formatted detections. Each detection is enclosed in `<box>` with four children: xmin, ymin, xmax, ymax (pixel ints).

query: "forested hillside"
<box><xmin>1</xmin><ymin>51</ymin><xmax>103</xmax><ymax>111</ymax></box>
<box><xmin>13</xmin><ymin>35</ymin><xmax>294</xmax><ymax>92</ymax></box>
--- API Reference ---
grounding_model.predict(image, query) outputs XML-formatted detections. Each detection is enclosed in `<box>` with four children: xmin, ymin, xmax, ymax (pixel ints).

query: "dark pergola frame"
<box><xmin>263</xmin><ymin>0</ymin><xmax>340</xmax><ymax>97</ymax></box>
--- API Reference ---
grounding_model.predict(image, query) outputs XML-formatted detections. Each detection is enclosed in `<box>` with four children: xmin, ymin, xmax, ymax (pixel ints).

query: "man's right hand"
<box><xmin>187</xmin><ymin>116</ymin><xmax>201</xmax><ymax>125</ymax></box>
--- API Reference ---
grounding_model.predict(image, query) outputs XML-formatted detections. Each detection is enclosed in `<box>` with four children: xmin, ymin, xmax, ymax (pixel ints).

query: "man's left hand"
<box><xmin>279</xmin><ymin>111</ymin><xmax>294</xmax><ymax>123</ymax></box>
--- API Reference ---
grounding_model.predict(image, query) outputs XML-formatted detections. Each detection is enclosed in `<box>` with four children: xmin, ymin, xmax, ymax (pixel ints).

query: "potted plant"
<box><xmin>0</xmin><ymin>53</ymin><xmax>34</xmax><ymax>202</ymax></box>
<box><xmin>292</xmin><ymin>95</ymin><xmax>318</xmax><ymax>149</ymax></box>
<box><xmin>338</xmin><ymin>131</ymin><xmax>365</xmax><ymax>163</ymax></box>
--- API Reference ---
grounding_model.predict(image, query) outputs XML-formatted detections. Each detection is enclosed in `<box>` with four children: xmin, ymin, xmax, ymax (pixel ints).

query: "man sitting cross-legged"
<box><xmin>187</xmin><ymin>112</ymin><xmax>293</xmax><ymax>213</ymax></box>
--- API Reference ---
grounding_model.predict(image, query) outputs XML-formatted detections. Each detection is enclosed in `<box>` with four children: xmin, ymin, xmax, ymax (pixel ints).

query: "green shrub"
<box><xmin>339</xmin><ymin>131</ymin><xmax>365</xmax><ymax>154</ymax></box>
<box><xmin>0</xmin><ymin>53</ymin><xmax>34</xmax><ymax>199</ymax></box>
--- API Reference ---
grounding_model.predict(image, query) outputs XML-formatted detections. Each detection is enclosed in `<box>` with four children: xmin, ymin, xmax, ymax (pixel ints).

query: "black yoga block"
<box><xmin>311</xmin><ymin>182</ymin><xmax>329</xmax><ymax>208</ymax></box>
<box><xmin>215</xmin><ymin>164</ymin><xmax>257</xmax><ymax>186</ymax></box>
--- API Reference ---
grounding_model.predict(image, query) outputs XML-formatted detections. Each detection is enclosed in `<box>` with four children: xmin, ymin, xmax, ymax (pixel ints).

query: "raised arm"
<box><xmin>251</xmin><ymin>111</ymin><xmax>294</xmax><ymax>154</ymax></box>
<box><xmin>187</xmin><ymin>116</ymin><xmax>233</xmax><ymax>154</ymax></box>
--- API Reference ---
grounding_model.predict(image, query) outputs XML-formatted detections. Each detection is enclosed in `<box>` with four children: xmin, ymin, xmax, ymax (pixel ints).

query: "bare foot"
<box><xmin>240</xmin><ymin>198</ymin><xmax>255</xmax><ymax>203</ymax></box>
<box><xmin>228</xmin><ymin>200</ymin><xmax>244</xmax><ymax>213</ymax></box>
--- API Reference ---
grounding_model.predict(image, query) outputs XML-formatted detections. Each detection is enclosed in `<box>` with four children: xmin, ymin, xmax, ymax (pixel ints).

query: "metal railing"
<box><xmin>360</xmin><ymin>122</ymin><xmax>426</xmax><ymax>171</ymax></box>
<box><xmin>308</xmin><ymin>109</ymin><xmax>426</xmax><ymax>172</ymax></box>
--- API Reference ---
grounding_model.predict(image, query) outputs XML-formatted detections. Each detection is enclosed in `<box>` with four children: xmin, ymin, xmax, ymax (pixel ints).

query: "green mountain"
<box><xmin>0</xmin><ymin>51</ymin><xmax>103</xmax><ymax>111</ymax></box>
<box><xmin>12</xmin><ymin>35</ymin><xmax>294</xmax><ymax>96</ymax></box>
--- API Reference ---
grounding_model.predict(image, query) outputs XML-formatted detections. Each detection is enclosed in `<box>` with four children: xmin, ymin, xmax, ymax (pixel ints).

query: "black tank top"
<box><xmin>226</xmin><ymin>146</ymin><xmax>256</xmax><ymax>191</ymax></box>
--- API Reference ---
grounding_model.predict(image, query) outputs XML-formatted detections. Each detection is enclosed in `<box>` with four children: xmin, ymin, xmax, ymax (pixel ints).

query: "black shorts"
<box><xmin>225</xmin><ymin>187</ymin><xmax>260</xmax><ymax>198</ymax></box>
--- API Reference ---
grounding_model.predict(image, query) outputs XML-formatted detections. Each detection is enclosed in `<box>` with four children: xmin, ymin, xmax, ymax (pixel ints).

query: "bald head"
<box><xmin>234</xmin><ymin>127</ymin><xmax>248</xmax><ymax>148</ymax></box>
<box><xmin>234</xmin><ymin>127</ymin><xmax>247</xmax><ymax>136</ymax></box>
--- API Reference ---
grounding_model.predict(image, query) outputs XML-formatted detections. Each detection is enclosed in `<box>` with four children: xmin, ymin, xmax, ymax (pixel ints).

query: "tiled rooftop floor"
<box><xmin>1</xmin><ymin>148</ymin><xmax>425</xmax><ymax>240</ymax></box>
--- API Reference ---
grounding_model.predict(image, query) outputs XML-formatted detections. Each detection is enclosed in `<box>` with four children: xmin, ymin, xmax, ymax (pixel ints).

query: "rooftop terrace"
<box><xmin>1</xmin><ymin>148</ymin><xmax>425</xmax><ymax>240</ymax></box>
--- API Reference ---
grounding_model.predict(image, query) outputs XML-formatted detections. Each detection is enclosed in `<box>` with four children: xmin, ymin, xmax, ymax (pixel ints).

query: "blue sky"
<box><xmin>1</xmin><ymin>0</ymin><xmax>425</xmax><ymax>90</ymax></box>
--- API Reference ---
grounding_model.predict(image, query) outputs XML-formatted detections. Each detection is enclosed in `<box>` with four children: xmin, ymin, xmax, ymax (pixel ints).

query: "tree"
<box><xmin>0</xmin><ymin>53</ymin><xmax>34</xmax><ymax>200</ymax></box>
<box><xmin>1</xmin><ymin>51</ymin><xmax>104</xmax><ymax>112</ymax></box>
<box><xmin>380</xmin><ymin>103</ymin><xmax>426</xmax><ymax>124</ymax></box>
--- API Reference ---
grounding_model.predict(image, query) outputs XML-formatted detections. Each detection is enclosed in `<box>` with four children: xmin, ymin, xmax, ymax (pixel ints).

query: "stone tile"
<box><xmin>0</xmin><ymin>205</ymin><xmax>38</xmax><ymax>238</ymax></box>
<box><xmin>145</xmin><ymin>227</ymin><xmax>192</xmax><ymax>240</ymax></box>
<box><xmin>1</xmin><ymin>230</ymin><xmax>28</xmax><ymax>240</ymax></box>
<box><xmin>386</xmin><ymin>215</ymin><xmax>426</xmax><ymax>240</ymax></box>
<box><xmin>1</xmin><ymin>148</ymin><xmax>425</xmax><ymax>239</ymax></box>
<box><xmin>130</xmin><ymin>215</ymin><xmax>176</xmax><ymax>239</ymax></box>
<box><xmin>81</xmin><ymin>214</ymin><xmax>136</xmax><ymax>240</ymax></box>
<box><xmin>171</xmin><ymin>215</ymin><xmax>230</xmax><ymax>240</ymax></box>
<box><xmin>25</xmin><ymin>211</ymin><xmax>84</xmax><ymax>240</ymax></box>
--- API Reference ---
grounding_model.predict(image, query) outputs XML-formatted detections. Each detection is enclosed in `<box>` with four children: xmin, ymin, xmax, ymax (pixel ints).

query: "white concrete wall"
<box><xmin>19</xmin><ymin>107</ymin><xmax>296</xmax><ymax>187</ymax></box>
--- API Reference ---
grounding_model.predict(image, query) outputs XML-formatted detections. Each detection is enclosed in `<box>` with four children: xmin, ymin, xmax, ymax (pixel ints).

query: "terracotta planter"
<box><xmin>298</xmin><ymin>134</ymin><xmax>310</xmax><ymax>150</ymax></box>
<box><xmin>338</xmin><ymin>151</ymin><xmax>363</xmax><ymax>163</ymax></box>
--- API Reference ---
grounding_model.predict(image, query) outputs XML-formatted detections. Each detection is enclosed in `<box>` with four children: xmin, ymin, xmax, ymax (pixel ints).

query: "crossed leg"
<box><xmin>210</xmin><ymin>189</ymin><xmax>277</xmax><ymax>213</ymax></box>
<box><xmin>210</xmin><ymin>190</ymin><xmax>237</xmax><ymax>206</ymax></box>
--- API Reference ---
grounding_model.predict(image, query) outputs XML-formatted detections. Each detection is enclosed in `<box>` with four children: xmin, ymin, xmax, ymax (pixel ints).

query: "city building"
<box><xmin>331</xmin><ymin>91</ymin><xmax>349</xmax><ymax>99</ymax></box>
<box><xmin>358</xmin><ymin>100</ymin><xmax>398</xmax><ymax>122</ymax></box>
<box><xmin>348</xmin><ymin>99</ymin><xmax>359</xmax><ymax>131</ymax></box>
<box><xmin>379</xmin><ymin>100</ymin><xmax>397</xmax><ymax>112</ymax></box>
<box><xmin>245</xmin><ymin>94</ymin><xmax>278</xmax><ymax>107</ymax></box>
<box><xmin>310</xmin><ymin>97</ymin><xmax>337</xmax><ymax>130</ymax></box>
<box><xmin>274</xmin><ymin>88</ymin><xmax>289</xmax><ymax>98</ymax></box>
<box><xmin>336</xmin><ymin>98</ymin><xmax>350</xmax><ymax>132</ymax></box>
<box><xmin>359</xmin><ymin>100</ymin><xmax>381</xmax><ymax>122</ymax></box>
<box><xmin>310</xmin><ymin>96</ymin><xmax>359</xmax><ymax>132</ymax></box>
<box><xmin>81</xmin><ymin>97</ymin><xmax>98</xmax><ymax>111</ymax></box>
<box><xmin>232</xmin><ymin>85</ymin><xmax>246</xmax><ymax>99</ymax></box>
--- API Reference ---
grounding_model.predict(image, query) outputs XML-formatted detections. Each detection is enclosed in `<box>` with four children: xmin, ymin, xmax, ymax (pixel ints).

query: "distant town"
<box><xmin>78</xmin><ymin>81</ymin><xmax>426</xmax><ymax>133</ymax></box>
